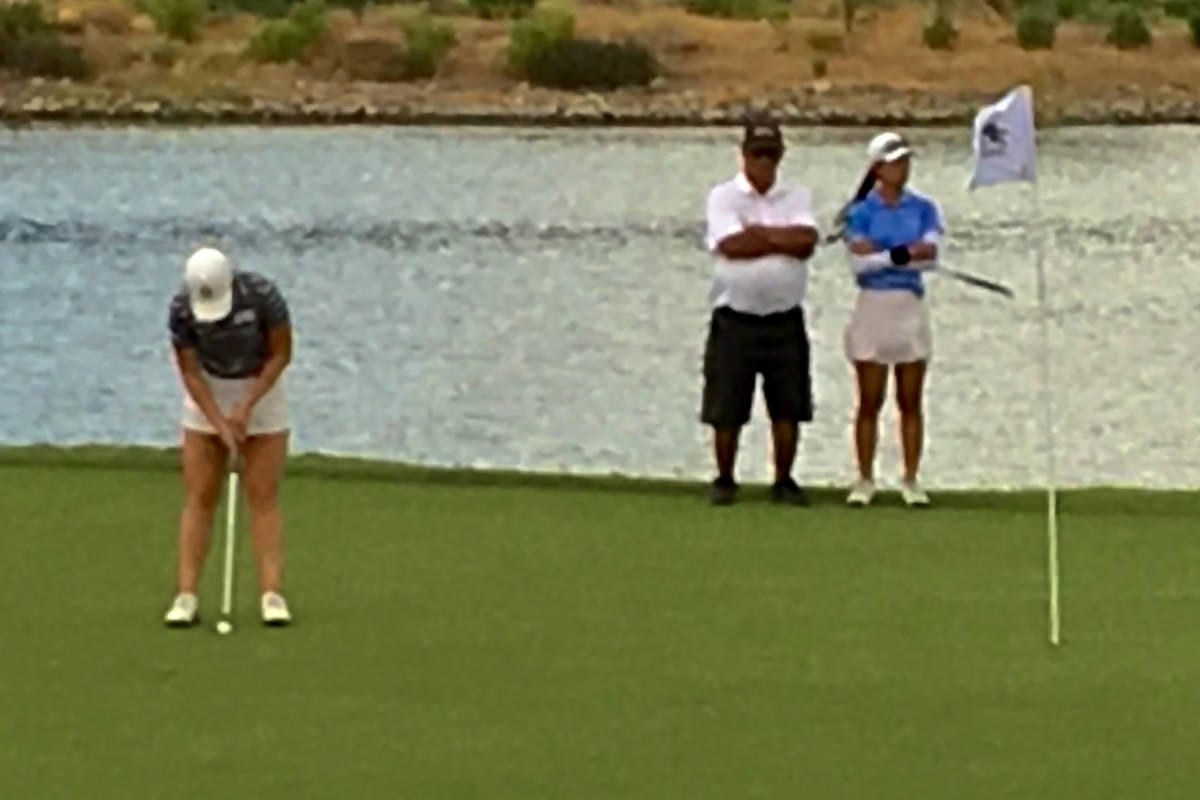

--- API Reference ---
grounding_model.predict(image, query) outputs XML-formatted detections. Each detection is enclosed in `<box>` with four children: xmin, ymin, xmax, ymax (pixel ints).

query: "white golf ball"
<box><xmin>216</xmin><ymin>620</ymin><xmax>233</xmax><ymax>635</ymax></box>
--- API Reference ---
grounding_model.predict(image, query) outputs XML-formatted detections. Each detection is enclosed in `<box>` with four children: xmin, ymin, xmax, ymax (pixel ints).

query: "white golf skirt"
<box><xmin>181</xmin><ymin>371</ymin><xmax>290</xmax><ymax>436</ymax></box>
<box><xmin>844</xmin><ymin>289</ymin><xmax>932</xmax><ymax>365</ymax></box>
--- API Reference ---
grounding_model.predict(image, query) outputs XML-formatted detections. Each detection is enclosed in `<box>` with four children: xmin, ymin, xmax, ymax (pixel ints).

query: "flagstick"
<box><xmin>969</xmin><ymin>84</ymin><xmax>1055</xmax><ymax>645</ymax></box>
<box><xmin>768</xmin><ymin>402</ymin><xmax>773</xmax><ymax>482</ymax></box>
<box><xmin>1032</xmin><ymin>184</ymin><xmax>1061</xmax><ymax>647</ymax></box>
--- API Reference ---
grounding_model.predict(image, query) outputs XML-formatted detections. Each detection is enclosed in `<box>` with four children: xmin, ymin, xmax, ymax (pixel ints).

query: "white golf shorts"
<box><xmin>181</xmin><ymin>372</ymin><xmax>289</xmax><ymax>437</ymax></box>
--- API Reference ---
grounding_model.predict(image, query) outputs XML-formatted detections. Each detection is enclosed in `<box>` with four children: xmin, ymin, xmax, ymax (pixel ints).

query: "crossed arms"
<box><xmin>715</xmin><ymin>224</ymin><xmax>819</xmax><ymax>261</ymax></box>
<box><xmin>706</xmin><ymin>183</ymin><xmax>820</xmax><ymax>262</ymax></box>
<box><xmin>846</xmin><ymin>236</ymin><xmax>939</xmax><ymax>274</ymax></box>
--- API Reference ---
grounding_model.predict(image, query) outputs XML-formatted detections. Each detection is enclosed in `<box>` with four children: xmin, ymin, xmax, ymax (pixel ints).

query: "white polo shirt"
<box><xmin>705</xmin><ymin>173</ymin><xmax>817</xmax><ymax>316</ymax></box>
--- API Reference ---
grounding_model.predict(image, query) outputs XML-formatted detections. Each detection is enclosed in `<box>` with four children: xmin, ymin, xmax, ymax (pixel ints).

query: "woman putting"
<box><xmin>841</xmin><ymin>132</ymin><xmax>945</xmax><ymax>508</ymax></box>
<box><xmin>164</xmin><ymin>247</ymin><xmax>294</xmax><ymax>626</ymax></box>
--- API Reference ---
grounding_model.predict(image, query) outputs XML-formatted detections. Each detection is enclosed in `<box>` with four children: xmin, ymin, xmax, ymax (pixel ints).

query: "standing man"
<box><xmin>701</xmin><ymin>118</ymin><xmax>820</xmax><ymax>505</ymax></box>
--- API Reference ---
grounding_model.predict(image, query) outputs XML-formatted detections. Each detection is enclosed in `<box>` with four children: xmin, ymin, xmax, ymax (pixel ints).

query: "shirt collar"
<box><xmin>736</xmin><ymin>172</ymin><xmax>784</xmax><ymax>198</ymax></box>
<box><xmin>866</xmin><ymin>186</ymin><xmax>913</xmax><ymax>207</ymax></box>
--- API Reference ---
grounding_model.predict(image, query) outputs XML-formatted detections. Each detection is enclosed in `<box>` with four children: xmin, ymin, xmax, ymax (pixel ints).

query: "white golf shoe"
<box><xmin>261</xmin><ymin>592</ymin><xmax>292</xmax><ymax>626</ymax></box>
<box><xmin>900</xmin><ymin>479</ymin><xmax>930</xmax><ymax>508</ymax></box>
<box><xmin>847</xmin><ymin>479</ymin><xmax>876</xmax><ymax>507</ymax></box>
<box><xmin>164</xmin><ymin>593</ymin><xmax>198</xmax><ymax>627</ymax></box>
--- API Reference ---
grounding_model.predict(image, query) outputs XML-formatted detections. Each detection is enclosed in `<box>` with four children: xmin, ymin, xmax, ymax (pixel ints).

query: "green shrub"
<box><xmin>1190</xmin><ymin>12</ymin><xmax>1200</xmax><ymax>44</ymax></box>
<box><xmin>287</xmin><ymin>0</ymin><xmax>329</xmax><ymax>38</ymax></box>
<box><xmin>0</xmin><ymin>1</ymin><xmax>51</xmax><ymax>38</ymax></box>
<box><xmin>1166</xmin><ymin>0</ymin><xmax>1200</xmax><ymax>17</ymax></box>
<box><xmin>400</xmin><ymin>13</ymin><xmax>456</xmax><ymax>78</ymax></box>
<box><xmin>1106</xmin><ymin>7</ymin><xmax>1150</xmax><ymax>49</ymax></box>
<box><xmin>1053</xmin><ymin>0</ymin><xmax>1079</xmax><ymax>19</ymax></box>
<box><xmin>922</xmin><ymin>11</ymin><xmax>956</xmax><ymax>49</ymax></box>
<box><xmin>427</xmin><ymin>0</ymin><xmax>472</xmax><ymax>14</ymax></box>
<box><xmin>246</xmin><ymin>0</ymin><xmax>327</xmax><ymax>62</ymax></box>
<box><xmin>1062</xmin><ymin>0</ymin><xmax>1137</xmax><ymax>23</ymax></box>
<box><xmin>145</xmin><ymin>0</ymin><xmax>209</xmax><ymax>42</ymax></box>
<box><xmin>1</xmin><ymin>33</ymin><xmax>89</xmax><ymax>78</ymax></box>
<box><xmin>684</xmin><ymin>0</ymin><xmax>786</xmax><ymax>20</ymax></box>
<box><xmin>0</xmin><ymin>3</ymin><xmax>89</xmax><ymax>79</ymax></box>
<box><xmin>1016</xmin><ymin>6</ymin><xmax>1056</xmax><ymax>49</ymax></box>
<box><xmin>247</xmin><ymin>19</ymin><xmax>308</xmax><ymax>61</ymax></box>
<box><xmin>468</xmin><ymin>0</ymin><xmax>535</xmax><ymax>19</ymax></box>
<box><xmin>762</xmin><ymin>0</ymin><xmax>789</xmax><ymax>23</ymax></box>
<box><xmin>507</xmin><ymin>0</ymin><xmax>574</xmax><ymax>74</ymax></box>
<box><xmin>526</xmin><ymin>37</ymin><xmax>657</xmax><ymax>90</ymax></box>
<box><xmin>213</xmin><ymin>0</ymin><xmax>291</xmax><ymax>17</ymax></box>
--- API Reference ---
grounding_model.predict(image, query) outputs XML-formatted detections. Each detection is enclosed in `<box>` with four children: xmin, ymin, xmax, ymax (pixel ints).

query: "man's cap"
<box><xmin>866</xmin><ymin>131</ymin><xmax>913</xmax><ymax>165</ymax></box>
<box><xmin>184</xmin><ymin>247</ymin><xmax>234</xmax><ymax>322</ymax></box>
<box><xmin>742</xmin><ymin>118</ymin><xmax>784</xmax><ymax>153</ymax></box>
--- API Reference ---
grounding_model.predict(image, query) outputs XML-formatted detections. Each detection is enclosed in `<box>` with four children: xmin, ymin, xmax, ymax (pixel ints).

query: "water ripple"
<box><xmin>5</xmin><ymin>126</ymin><xmax>1200</xmax><ymax>488</ymax></box>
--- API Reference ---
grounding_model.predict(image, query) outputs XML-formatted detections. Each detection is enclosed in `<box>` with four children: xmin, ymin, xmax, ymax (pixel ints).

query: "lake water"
<box><xmin>3</xmin><ymin>124</ymin><xmax>1200</xmax><ymax>488</ymax></box>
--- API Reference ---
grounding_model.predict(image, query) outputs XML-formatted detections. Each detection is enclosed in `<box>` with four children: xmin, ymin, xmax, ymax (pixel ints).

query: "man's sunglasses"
<box><xmin>746</xmin><ymin>148</ymin><xmax>783</xmax><ymax>161</ymax></box>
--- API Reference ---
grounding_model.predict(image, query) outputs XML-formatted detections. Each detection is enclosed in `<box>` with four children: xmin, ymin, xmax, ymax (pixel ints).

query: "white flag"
<box><xmin>968</xmin><ymin>85</ymin><xmax>1037</xmax><ymax>190</ymax></box>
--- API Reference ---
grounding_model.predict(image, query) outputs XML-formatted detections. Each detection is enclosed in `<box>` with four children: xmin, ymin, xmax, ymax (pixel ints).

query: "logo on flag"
<box><xmin>979</xmin><ymin>119</ymin><xmax>1008</xmax><ymax>157</ymax></box>
<box><xmin>969</xmin><ymin>85</ymin><xmax>1037</xmax><ymax>190</ymax></box>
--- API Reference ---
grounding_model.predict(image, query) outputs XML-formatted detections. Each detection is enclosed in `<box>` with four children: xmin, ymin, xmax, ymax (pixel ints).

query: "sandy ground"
<box><xmin>6</xmin><ymin>0</ymin><xmax>1200</xmax><ymax>122</ymax></box>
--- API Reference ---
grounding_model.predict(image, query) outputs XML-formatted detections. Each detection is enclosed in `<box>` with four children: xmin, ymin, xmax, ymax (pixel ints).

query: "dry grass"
<box><xmin>55</xmin><ymin>0</ymin><xmax>137</xmax><ymax>34</ymax></box>
<box><xmin>26</xmin><ymin>0</ymin><xmax>1200</xmax><ymax>98</ymax></box>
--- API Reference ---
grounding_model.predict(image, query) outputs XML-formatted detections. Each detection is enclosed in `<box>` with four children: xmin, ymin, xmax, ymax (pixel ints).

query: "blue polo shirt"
<box><xmin>845</xmin><ymin>188</ymin><xmax>944</xmax><ymax>296</ymax></box>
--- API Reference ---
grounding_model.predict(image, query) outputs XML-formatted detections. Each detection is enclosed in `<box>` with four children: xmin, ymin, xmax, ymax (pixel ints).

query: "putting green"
<box><xmin>3</xmin><ymin>447</ymin><xmax>1199</xmax><ymax>798</ymax></box>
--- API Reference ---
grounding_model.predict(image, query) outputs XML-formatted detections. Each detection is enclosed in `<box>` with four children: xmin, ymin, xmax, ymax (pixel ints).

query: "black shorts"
<box><xmin>700</xmin><ymin>306</ymin><xmax>814</xmax><ymax>429</ymax></box>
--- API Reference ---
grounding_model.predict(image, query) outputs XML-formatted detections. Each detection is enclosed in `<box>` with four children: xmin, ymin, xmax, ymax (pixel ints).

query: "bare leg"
<box><xmin>853</xmin><ymin>362</ymin><xmax>888</xmax><ymax>481</ymax></box>
<box><xmin>241</xmin><ymin>431</ymin><xmax>289</xmax><ymax>594</ymax></box>
<box><xmin>177</xmin><ymin>430</ymin><xmax>228</xmax><ymax>593</ymax></box>
<box><xmin>770</xmin><ymin>421</ymin><xmax>798</xmax><ymax>483</ymax></box>
<box><xmin>895</xmin><ymin>361</ymin><xmax>928</xmax><ymax>483</ymax></box>
<box><xmin>713</xmin><ymin>428</ymin><xmax>740</xmax><ymax>482</ymax></box>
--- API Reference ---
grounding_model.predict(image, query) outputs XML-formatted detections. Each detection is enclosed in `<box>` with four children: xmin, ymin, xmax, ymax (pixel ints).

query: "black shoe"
<box><xmin>709</xmin><ymin>476</ymin><xmax>738</xmax><ymax>505</ymax></box>
<box><xmin>771</xmin><ymin>477</ymin><xmax>810</xmax><ymax>506</ymax></box>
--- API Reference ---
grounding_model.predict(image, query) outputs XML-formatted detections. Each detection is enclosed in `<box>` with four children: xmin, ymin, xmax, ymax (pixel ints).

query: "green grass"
<box><xmin>3</xmin><ymin>446</ymin><xmax>1200</xmax><ymax>797</ymax></box>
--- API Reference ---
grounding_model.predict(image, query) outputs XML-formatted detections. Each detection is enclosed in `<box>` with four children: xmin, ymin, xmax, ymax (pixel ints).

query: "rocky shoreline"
<box><xmin>4</xmin><ymin>80</ymin><xmax>1199</xmax><ymax>126</ymax></box>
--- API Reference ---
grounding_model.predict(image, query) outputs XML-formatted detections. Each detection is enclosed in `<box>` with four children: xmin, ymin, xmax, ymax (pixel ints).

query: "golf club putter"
<box><xmin>933</xmin><ymin>267</ymin><xmax>1014</xmax><ymax>298</ymax></box>
<box><xmin>217</xmin><ymin>451</ymin><xmax>241</xmax><ymax>633</ymax></box>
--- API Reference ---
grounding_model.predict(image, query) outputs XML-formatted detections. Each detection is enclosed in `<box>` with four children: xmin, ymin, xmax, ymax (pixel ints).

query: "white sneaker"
<box><xmin>261</xmin><ymin>592</ymin><xmax>292</xmax><ymax>626</ymax></box>
<box><xmin>164</xmin><ymin>593</ymin><xmax>198</xmax><ymax>627</ymax></box>
<box><xmin>847</xmin><ymin>479</ymin><xmax>876</xmax><ymax>507</ymax></box>
<box><xmin>900</xmin><ymin>479</ymin><xmax>930</xmax><ymax>508</ymax></box>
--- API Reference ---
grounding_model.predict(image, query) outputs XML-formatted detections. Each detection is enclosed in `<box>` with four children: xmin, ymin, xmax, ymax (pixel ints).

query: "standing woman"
<box><xmin>164</xmin><ymin>247</ymin><xmax>294</xmax><ymax>626</ymax></box>
<box><xmin>841</xmin><ymin>132</ymin><xmax>945</xmax><ymax>508</ymax></box>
